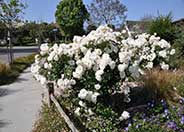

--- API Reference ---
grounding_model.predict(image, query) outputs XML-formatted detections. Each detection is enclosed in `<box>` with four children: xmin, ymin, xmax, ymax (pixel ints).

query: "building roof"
<box><xmin>173</xmin><ymin>18</ymin><xmax>184</xmax><ymax>24</ymax></box>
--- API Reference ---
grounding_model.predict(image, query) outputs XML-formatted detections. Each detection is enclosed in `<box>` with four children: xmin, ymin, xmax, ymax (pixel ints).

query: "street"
<box><xmin>0</xmin><ymin>46</ymin><xmax>39</xmax><ymax>63</ymax></box>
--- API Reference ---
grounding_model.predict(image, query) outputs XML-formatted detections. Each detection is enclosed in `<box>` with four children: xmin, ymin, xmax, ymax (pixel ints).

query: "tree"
<box><xmin>0</xmin><ymin>21</ymin><xmax>7</xmax><ymax>40</ymax></box>
<box><xmin>0</xmin><ymin>0</ymin><xmax>26</xmax><ymax>63</ymax></box>
<box><xmin>55</xmin><ymin>0</ymin><xmax>89</xmax><ymax>41</ymax></box>
<box><xmin>15</xmin><ymin>22</ymin><xmax>61</xmax><ymax>45</ymax></box>
<box><xmin>88</xmin><ymin>0</ymin><xmax>127</xmax><ymax>28</ymax></box>
<box><xmin>149</xmin><ymin>13</ymin><xmax>176</xmax><ymax>43</ymax></box>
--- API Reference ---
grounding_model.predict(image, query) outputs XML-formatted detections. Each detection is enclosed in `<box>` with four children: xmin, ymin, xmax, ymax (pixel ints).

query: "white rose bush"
<box><xmin>31</xmin><ymin>25</ymin><xmax>175</xmax><ymax>131</ymax></box>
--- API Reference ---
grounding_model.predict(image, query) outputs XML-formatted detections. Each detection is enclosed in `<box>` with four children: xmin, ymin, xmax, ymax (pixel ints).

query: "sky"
<box><xmin>23</xmin><ymin>0</ymin><xmax>184</xmax><ymax>23</ymax></box>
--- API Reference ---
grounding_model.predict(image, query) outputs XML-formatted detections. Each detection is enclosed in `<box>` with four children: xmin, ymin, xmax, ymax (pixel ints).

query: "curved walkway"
<box><xmin>0</xmin><ymin>68</ymin><xmax>43</xmax><ymax>132</ymax></box>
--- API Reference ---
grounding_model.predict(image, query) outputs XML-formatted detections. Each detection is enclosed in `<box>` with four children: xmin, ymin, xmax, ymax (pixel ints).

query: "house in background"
<box><xmin>126</xmin><ymin>20</ymin><xmax>151</xmax><ymax>34</ymax></box>
<box><xmin>173</xmin><ymin>18</ymin><xmax>184</xmax><ymax>26</ymax></box>
<box><xmin>125</xmin><ymin>18</ymin><xmax>184</xmax><ymax>35</ymax></box>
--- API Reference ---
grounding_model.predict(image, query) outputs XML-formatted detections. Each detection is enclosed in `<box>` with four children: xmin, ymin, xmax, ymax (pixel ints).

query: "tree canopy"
<box><xmin>0</xmin><ymin>0</ymin><xmax>26</xmax><ymax>28</ymax></box>
<box><xmin>55</xmin><ymin>0</ymin><xmax>89</xmax><ymax>40</ymax></box>
<box><xmin>0</xmin><ymin>0</ymin><xmax>26</xmax><ymax>63</ymax></box>
<box><xmin>149</xmin><ymin>13</ymin><xmax>176</xmax><ymax>43</ymax></box>
<box><xmin>88</xmin><ymin>0</ymin><xmax>127</xmax><ymax>28</ymax></box>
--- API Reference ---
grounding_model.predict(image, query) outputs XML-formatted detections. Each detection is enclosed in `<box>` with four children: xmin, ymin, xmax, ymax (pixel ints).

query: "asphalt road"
<box><xmin>0</xmin><ymin>46</ymin><xmax>39</xmax><ymax>63</ymax></box>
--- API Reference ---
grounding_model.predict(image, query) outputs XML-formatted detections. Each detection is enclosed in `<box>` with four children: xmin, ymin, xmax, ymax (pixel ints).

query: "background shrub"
<box><xmin>0</xmin><ymin>54</ymin><xmax>35</xmax><ymax>85</ymax></box>
<box><xmin>149</xmin><ymin>13</ymin><xmax>176</xmax><ymax>43</ymax></box>
<box><xmin>142</xmin><ymin>69</ymin><xmax>184</xmax><ymax>102</ymax></box>
<box><xmin>169</xmin><ymin>23</ymin><xmax>184</xmax><ymax>68</ymax></box>
<box><xmin>0</xmin><ymin>62</ymin><xmax>11</xmax><ymax>76</ymax></box>
<box><xmin>0</xmin><ymin>63</ymin><xmax>12</xmax><ymax>84</ymax></box>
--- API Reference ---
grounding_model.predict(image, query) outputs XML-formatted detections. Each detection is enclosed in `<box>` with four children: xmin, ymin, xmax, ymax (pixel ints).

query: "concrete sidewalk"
<box><xmin>0</xmin><ymin>68</ymin><xmax>43</xmax><ymax>132</ymax></box>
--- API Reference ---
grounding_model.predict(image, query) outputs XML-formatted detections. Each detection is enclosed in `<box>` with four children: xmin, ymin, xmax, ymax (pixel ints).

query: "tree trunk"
<box><xmin>8</xmin><ymin>30</ymin><xmax>13</xmax><ymax>64</ymax></box>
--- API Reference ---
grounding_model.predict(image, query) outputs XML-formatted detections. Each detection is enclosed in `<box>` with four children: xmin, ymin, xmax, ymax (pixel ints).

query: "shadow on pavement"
<box><xmin>0</xmin><ymin>120</ymin><xmax>10</xmax><ymax>128</ymax></box>
<box><xmin>0</xmin><ymin>88</ymin><xmax>20</xmax><ymax>97</ymax></box>
<box><xmin>16</xmin><ymin>77</ymin><xmax>28</xmax><ymax>83</ymax></box>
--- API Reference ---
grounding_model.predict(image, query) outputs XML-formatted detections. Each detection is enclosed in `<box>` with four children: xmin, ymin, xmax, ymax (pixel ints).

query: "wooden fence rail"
<box><xmin>45</xmin><ymin>82</ymin><xmax>79</xmax><ymax>132</ymax></box>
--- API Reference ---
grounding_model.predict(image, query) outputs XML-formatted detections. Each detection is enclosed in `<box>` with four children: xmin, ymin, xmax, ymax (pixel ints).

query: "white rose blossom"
<box><xmin>94</xmin><ymin>84</ymin><xmax>101</xmax><ymax>90</ymax></box>
<box><xmin>119</xmin><ymin>111</ymin><xmax>130</xmax><ymax>121</ymax></box>
<box><xmin>31</xmin><ymin>25</ymin><xmax>175</xmax><ymax>119</ymax></box>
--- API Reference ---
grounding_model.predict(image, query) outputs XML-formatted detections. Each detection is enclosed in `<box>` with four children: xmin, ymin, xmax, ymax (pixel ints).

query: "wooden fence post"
<box><xmin>46</xmin><ymin>82</ymin><xmax>54</xmax><ymax>107</ymax></box>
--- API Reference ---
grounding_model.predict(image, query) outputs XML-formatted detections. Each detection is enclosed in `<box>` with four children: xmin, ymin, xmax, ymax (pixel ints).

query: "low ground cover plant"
<box><xmin>126</xmin><ymin>99</ymin><xmax>184</xmax><ymax>132</ymax></box>
<box><xmin>32</xmin><ymin>103</ymin><xmax>69</xmax><ymax>132</ymax></box>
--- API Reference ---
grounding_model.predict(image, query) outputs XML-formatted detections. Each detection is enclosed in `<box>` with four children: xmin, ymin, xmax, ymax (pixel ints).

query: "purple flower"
<box><xmin>179</xmin><ymin>98</ymin><xmax>184</xmax><ymax>104</ymax></box>
<box><xmin>178</xmin><ymin>107</ymin><xmax>184</xmax><ymax>116</ymax></box>
<box><xmin>147</xmin><ymin>102</ymin><xmax>151</xmax><ymax>106</ymax></box>
<box><xmin>167</xmin><ymin>121</ymin><xmax>178</xmax><ymax>130</ymax></box>
<box><xmin>125</xmin><ymin>127</ymin><xmax>129</xmax><ymax>131</ymax></box>
<box><xmin>161</xmin><ymin>99</ymin><xmax>167</xmax><ymax>107</ymax></box>
<box><xmin>164</xmin><ymin>109</ymin><xmax>169</xmax><ymax>114</ymax></box>
<box><xmin>136</xmin><ymin>124</ymin><xmax>140</xmax><ymax>128</ymax></box>
<box><xmin>151</xmin><ymin>103</ymin><xmax>154</xmax><ymax>107</ymax></box>
<box><xmin>162</xmin><ymin>113</ymin><xmax>167</xmax><ymax>118</ymax></box>
<box><xmin>181</xmin><ymin>116</ymin><xmax>184</xmax><ymax>124</ymax></box>
<box><xmin>156</xmin><ymin>121</ymin><xmax>161</xmax><ymax>125</ymax></box>
<box><xmin>162</xmin><ymin>109</ymin><xmax>169</xmax><ymax>118</ymax></box>
<box><xmin>128</xmin><ymin>123</ymin><xmax>132</xmax><ymax>127</ymax></box>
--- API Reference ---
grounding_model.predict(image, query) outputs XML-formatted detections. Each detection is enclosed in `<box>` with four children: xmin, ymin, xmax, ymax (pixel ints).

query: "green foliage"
<box><xmin>46</xmin><ymin>55</ymin><xmax>75</xmax><ymax>81</ymax></box>
<box><xmin>149</xmin><ymin>13</ymin><xmax>176</xmax><ymax>43</ymax></box>
<box><xmin>32</xmin><ymin>103</ymin><xmax>69</xmax><ymax>132</ymax></box>
<box><xmin>86</xmin><ymin>116</ymin><xmax>119</xmax><ymax>132</ymax></box>
<box><xmin>55</xmin><ymin>0</ymin><xmax>89</xmax><ymax>40</ymax></box>
<box><xmin>95</xmin><ymin>103</ymin><xmax>118</xmax><ymax>119</ymax></box>
<box><xmin>169</xmin><ymin>23</ymin><xmax>184</xmax><ymax>68</ymax></box>
<box><xmin>128</xmin><ymin>124</ymin><xmax>171</xmax><ymax>132</ymax></box>
<box><xmin>0</xmin><ymin>0</ymin><xmax>26</xmax><ymax>27</ymax></box>
<box><xmin>57</xmin><ymin>95</ymin><xmax>120</xmax><ymax>132</ymax></box>
<box><xmin>14</xmin><ymin>22</ymin><xmax>61</xmax><ymax>45</ymax></box>
<box><xmin>86</xmin><ymin>23</ymin><xmax>97</xmax><ymax>34</ymax></box>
